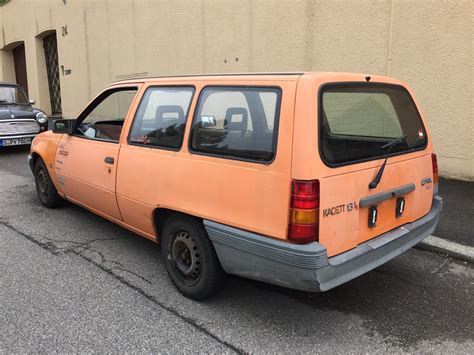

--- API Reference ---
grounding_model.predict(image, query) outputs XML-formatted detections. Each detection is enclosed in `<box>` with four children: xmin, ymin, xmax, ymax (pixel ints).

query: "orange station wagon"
<box><xmin>28</xmin><ymin>72</ymin><xmax>442</xmax><ymax>300</ymax></box>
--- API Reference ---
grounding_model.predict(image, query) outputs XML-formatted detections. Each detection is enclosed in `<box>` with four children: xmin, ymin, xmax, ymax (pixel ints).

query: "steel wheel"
<box><xmin>36</xmin><ymin>167</ymin><xmax>49</xmax><ymax>202</ymax></box>
<box><xmin>171</xmin><ymin>230</ymin><xmax>202</xmax><ymax>285</ymax></box>
<box><xmin>161</xmin><ymin>214</ymin><xmax>225</xmax><ymax>300</ymax></box>
<box><xmin>34</xmin><ymin>158</ymin><xmax>62</xmax><ymax>208</ymax></box>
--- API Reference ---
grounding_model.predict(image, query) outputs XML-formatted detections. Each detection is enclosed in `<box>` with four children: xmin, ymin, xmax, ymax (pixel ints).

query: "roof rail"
<box><xmin>111</xmin><ymin>71</ymin><xmax>305</xmax><ymax>83</ymax></box>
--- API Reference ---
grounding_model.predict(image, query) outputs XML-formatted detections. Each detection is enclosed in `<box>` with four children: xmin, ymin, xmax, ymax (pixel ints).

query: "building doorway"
<box><xmin>43</xmin><ymin>33</ymin><xmax>62</xmax><ymax>115</ymax></box>
<box><xmin>12</xmin><ymin>43</ymin><xmax>28</xmax><ymax>96</ymax></box>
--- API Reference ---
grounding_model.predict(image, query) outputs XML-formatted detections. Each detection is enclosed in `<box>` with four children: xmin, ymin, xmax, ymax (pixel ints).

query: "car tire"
<box><xmin>34</xmin><ymin>158</ymin><xmax>62</xmax><ymax>208</ymax></box>
<box><xmin>161</xmin><ymin>214</ymin><xmax>225</xmax><ymax>300</ymax></box>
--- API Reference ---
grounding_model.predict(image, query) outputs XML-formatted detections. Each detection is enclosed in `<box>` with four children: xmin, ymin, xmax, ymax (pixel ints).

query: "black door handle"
<box><xmin>104</xmin><ymin>157</ymin><xmax>114</xmax><ymax>164</ymax></box>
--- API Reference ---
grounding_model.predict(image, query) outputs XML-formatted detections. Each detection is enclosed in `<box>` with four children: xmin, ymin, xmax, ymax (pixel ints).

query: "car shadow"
<box><xmin>0</xmin><ymin>145</ymin><xmax>30</xmax><ymax>156</ymax></box>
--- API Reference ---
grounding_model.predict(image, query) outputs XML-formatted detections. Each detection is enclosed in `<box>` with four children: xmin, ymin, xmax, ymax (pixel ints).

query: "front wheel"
<box><xmin>34</xmin><ymin>159</ymin><xmax>62</xmax><ymax>208</ymax></box>
<box><xmin>161</xmin><ymin>214</ymin><xmax>225</xmax><ymax>300</ymax></box>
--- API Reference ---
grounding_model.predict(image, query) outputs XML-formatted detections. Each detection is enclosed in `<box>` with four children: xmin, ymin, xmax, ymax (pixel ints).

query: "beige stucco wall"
<box><xmin>1</xmin><ymin>0</ymin><xmax>472</xmax><ymax>180</ymax></box>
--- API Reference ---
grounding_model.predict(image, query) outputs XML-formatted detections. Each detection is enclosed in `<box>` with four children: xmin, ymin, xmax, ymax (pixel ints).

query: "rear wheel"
<box><xmin>34</xmin><ymin>159</ymin><xmax>61</xmax><ymax>208</ymax></box>
<box><xmin>161</xmin><ymin>214</ymin><xmax>225</xmax><ymax>300</ymax></box>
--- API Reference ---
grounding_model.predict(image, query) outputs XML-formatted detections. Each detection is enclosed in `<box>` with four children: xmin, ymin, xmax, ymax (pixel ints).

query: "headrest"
<box><xmin>224</xmin><ymin>107</ymin><xmax>248</xmax><ymax>132</ymax></box>
<box><xmin>155</xmin><ymin>105</ymin><xmax>185</xmax><ymax>127</ymax></box>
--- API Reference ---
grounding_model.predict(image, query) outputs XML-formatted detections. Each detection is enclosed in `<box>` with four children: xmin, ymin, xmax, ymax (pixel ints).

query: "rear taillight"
<box><xmin>431</xmin><ymin>153</ymin><xmax>439</xmax><ymax>193</ymax></box>
<box><xmin>288</xmin><ymin>180</ymin><xmax>319</xmax><ymax>243</ymax></box>
<box><xmin>431</xmin><ymin>153</ymin><xmax>438</xmax><ymax>183</ymax></box>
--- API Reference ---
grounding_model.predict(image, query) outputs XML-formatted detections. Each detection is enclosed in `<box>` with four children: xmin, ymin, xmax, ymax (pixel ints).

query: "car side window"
<box><xmin>128</xmin><ymin>87</ymin><xmax>195</xmax><ymax>149</ymax></box>
<box><xmin>76</xmin><ymin>88</ymin><xmax>138</xmax><ymax>142</ymax></box>
<box><xmin>190</xmin><ymin>87</ymin><xmax>281</xmax><ymax>162</ymax></box>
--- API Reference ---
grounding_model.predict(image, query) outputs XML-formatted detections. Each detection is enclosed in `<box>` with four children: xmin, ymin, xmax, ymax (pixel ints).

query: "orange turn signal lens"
<box><xmin>289</xmin><ymin>208</ymin><xmax>319</xmax><ymax>224</ymax></box>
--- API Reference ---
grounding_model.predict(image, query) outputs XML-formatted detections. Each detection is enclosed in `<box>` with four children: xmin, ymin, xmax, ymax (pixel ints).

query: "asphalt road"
<box><xmin>1</xmin><ymin>146</ymin><xmax>473</xmax><ymax>353</ymax></box>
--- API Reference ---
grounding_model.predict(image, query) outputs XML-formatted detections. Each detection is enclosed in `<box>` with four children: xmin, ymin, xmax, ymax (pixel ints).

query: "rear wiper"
<box><xmin>368</xmin><ymin>134</ymin><xmax>408</xmax><ymax>189</ymax></box>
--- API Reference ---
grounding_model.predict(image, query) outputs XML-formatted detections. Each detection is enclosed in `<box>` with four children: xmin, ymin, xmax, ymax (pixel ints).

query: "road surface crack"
<box><xmin>0</xmin><ymin>219</ymin><xmax>244</xmax><ymax>354</ymax></box>
<box><xmin>0</xmin><ymin>220</ymin><xmax>153</xmax><ymax>284</ymax></box>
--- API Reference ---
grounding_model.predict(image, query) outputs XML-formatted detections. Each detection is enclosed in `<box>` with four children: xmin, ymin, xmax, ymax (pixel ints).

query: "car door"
<box><xmin>115</xmin><ymin>85</ymin><xmax>196</xmax><ymax>237</ymax></box>
<box><xmin>55</xmin><ymin>86</ymin><xmax>139</xmax><ymax>221</ymax></box>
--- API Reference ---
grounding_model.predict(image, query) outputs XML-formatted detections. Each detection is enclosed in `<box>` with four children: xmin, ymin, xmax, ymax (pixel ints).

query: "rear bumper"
<box><xmin>205</xmin><ymin>195</ymin><xmax>442</xmax><ymax>292</ymax></box>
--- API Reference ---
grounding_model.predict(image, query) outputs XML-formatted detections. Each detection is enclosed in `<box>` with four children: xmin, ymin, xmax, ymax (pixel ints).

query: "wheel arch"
<box><xmin>152</xmin><ymin>207</ymin><xmax>203</xmax><ymax>242</ymax></box>
<box><xmin>30</xmin><ymin>141</ymin><xmax>63</xmax><ymax>195</ymax></box>
<box><xmin>30</xmin><ymin>151</ymin><xmax>41</xmax><ymax>168</ymax></box>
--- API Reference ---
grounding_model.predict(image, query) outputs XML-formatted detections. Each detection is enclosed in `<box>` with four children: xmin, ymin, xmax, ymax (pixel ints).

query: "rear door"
<box><xmin>317</xmin><ymin>83</ymin><xmax>434</xmax><ymax>256</ymax></box>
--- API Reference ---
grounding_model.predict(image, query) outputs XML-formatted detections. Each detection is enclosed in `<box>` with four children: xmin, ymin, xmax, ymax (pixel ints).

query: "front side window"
<box><xmin>76</xmin><ymin>88</ymin><xmax>137</xmax><ymax>142</ymax></box>
<box><xmin>320</xmin><ymin>84</ymin><xmax>427</xmax><ymax>165</ymax></box>
<box><xmin>129</xmin><ymin>87</ymin><xmax>194</xmax><ymax>149</ymax></box>
<box><xmin>190</xmin><ymin>87</ymin><xmax>281</xmax><ymax>162</ymax></box>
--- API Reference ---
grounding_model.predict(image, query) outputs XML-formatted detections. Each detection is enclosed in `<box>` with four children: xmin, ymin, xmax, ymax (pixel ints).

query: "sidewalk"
<box><xmin>418</xmin><ymin>177</ymin><xmax>474</xmax><ymax>262</ymax></box>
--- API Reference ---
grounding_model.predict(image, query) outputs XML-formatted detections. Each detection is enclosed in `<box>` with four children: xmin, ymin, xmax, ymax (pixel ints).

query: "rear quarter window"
<box><xmin>319</xmin><ymin>83</ymin><xmax>427</xmax><ymax>166</ymax></box>
<box><xmin>190</xmin><ymin>87</ymin><xmax>281</xmax><ymax>163</ymax></box>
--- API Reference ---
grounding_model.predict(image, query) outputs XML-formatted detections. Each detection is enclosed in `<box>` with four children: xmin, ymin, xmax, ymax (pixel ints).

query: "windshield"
<box><xmin>0</xmin><ymin>86</ymin><xmax>29</xmax><ymax>104</ymax></box>
<box><xmin>319</xmin><ymin>83</ymin><xmax>427</xmax><ymax>166</ymax></box>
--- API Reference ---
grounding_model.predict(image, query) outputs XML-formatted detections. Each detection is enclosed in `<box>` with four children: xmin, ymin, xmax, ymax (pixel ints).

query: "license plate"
<box><xmin>0</xmin><ymin>137</ymin><xmax>32</xmax><ymax>147</ymax></box>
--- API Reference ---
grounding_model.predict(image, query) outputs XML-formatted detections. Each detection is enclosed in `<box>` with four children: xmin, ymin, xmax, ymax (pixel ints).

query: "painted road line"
<box><xmin>418</xmin><ymin>235</ymin><xmax>474</xmax><ymax>263</ymax></box>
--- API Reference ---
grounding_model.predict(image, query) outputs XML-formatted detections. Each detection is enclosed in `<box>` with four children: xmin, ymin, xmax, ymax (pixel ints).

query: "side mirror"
<box><xmin>52</xmin><ymin>119</ymin><xmax>76</xmax><ymax>135</ymax></box>
<box><xmin>29</xmin><ymin>99</ymin><xmax>36</xmax><ymax>105</ymax></box>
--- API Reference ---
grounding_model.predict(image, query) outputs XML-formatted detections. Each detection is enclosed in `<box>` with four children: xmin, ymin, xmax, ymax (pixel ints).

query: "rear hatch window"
<box><xmin>319</xmin><ymin>83</ymin><xmax>427</xmax><ymax>166</ymax></box>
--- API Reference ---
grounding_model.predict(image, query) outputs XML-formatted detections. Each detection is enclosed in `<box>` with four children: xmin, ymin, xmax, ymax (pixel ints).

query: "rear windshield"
<box><xmin>319</xmin><ymin>84</ymin><xmax>427</xmax><ymax>166</ymax></box>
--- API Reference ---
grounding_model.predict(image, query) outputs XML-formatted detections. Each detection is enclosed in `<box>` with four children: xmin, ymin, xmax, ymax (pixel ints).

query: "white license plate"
<box><xmin>0</xmin><ymin>137</ymin><xmax>32</xmax><ymax>147</ymax></box>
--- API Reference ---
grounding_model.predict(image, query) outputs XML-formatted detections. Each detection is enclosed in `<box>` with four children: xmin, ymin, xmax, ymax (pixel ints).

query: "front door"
<box><xmin>55</xmin><ymin>87</ymin><xmax>139</xmax><ymax>221</ymax></box>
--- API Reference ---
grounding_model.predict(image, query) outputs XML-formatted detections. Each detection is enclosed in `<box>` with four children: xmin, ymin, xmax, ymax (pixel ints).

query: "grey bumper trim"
<box><xmin>204</xmin><ymin>220</ymin><xmax>328</xmax><ymax>269</ymax></box>
<box><xmin>205</xmin><ymin>195</ymin><xmax>442</xmax><ymax>292</ymax></box>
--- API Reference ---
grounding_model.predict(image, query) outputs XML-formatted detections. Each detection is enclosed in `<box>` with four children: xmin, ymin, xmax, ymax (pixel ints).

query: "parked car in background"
<box><xmin>28</xmin><ymin>72</ymin><xmax>442</xmax><ymax>300</ymax></box>
<box><xmin>0</xmin><ymin>82</ymin><xmax>48</xmax><ymax>147</ymax></box>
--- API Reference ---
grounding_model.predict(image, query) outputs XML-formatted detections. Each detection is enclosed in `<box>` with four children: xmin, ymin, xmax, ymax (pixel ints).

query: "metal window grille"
<box><xmin>43</xmin><ymin>34</ymin><xmax>62</xmax><ymax>115</ymax></box>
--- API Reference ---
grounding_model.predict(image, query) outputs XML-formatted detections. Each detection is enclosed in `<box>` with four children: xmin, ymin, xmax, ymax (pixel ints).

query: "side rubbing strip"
<box><xmin>359</xmin><ymin>183</ymin><xmax>415</xmax><ymax>207</ymax></box>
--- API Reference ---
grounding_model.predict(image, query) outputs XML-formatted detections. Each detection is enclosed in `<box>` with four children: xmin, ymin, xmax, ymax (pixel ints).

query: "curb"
<box><xmin>416</xmin><ymin>235</ymin><xmax>474</xmax><ymax>263</ymax></box>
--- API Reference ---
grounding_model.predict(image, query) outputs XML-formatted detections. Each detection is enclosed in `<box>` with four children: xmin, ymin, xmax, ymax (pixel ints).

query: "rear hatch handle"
<box><xmin>360</xmin><ymin>183</ymin><xmax>415</xmax><ymax>207</ymax></box>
